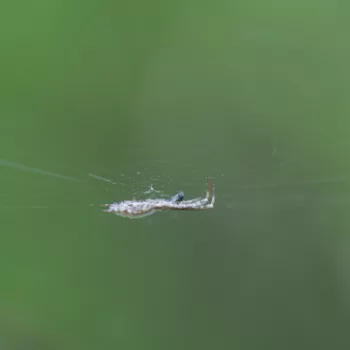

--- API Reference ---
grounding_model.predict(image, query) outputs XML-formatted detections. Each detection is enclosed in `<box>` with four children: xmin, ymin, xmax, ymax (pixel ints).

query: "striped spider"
<box><xmin>103</xmin><ymin>178</ymin><xmax>215</xmax><ymax>219</ymax></box>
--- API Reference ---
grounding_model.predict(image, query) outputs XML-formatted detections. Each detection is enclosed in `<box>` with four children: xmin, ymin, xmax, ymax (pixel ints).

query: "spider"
<box><xmin>102</xmin><ymin>178</ymin><xmax>215</xmax><ymax>219</ymax></box>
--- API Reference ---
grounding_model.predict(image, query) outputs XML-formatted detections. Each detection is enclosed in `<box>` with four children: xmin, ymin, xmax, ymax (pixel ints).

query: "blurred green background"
<box><xmin>1</xmin><ymin>0</ymin><xmax>350</xmax><ymax>349</ymax></box>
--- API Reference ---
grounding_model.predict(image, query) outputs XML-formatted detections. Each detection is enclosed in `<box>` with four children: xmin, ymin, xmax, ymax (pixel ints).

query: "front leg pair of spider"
<box><xmin>163</xmin><ymin>177</ymin><xmax>215</xmax><ymax>210</ymax></box>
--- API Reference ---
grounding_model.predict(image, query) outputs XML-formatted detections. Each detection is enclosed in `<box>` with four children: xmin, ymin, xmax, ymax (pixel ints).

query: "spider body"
<box><xmin>103</xmin><ymin>178</ymin><xmax>215</xmax><ymax>219</ymax></box>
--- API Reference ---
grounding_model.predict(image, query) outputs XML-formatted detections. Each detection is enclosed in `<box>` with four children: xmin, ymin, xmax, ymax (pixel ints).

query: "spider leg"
<box><xmin>182</xmin><ymin>178</ymin><xmax>212</xmax><ymax>207</ymax></box>
<box><xmin>193</xmin><ymin>177</ymin><xmax>212</xmax><ymax>205</ymax></box>
<box><xmin>200</xmin><ymin>181</ymin><xmax>215</xmax><ymax>209</ymax></box>
<box><xmin>211</xmin><ymin>183</ymin><xmax>216</xmax><ymax>206</ymax></box>
<box><xmin>206</xmin><ymin>176</ymin><xmax>211</xmax><ymax>201</ymax></box>
<box><xmin>181</xmin><ymin>197</ymin><xmax>203</xmax><ymax>204</ymax></box>
<box><xmin>197</xmin><ymin>197</ymin><xmax>210</xmax><ymax>205</ymax></box>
